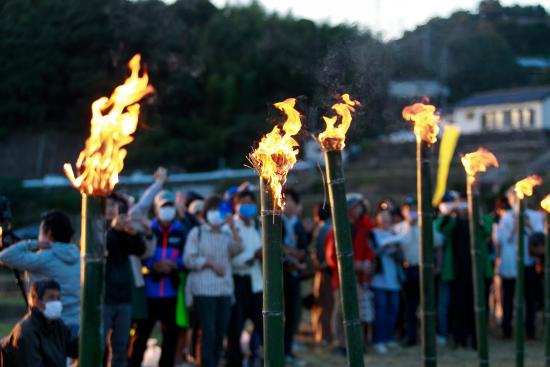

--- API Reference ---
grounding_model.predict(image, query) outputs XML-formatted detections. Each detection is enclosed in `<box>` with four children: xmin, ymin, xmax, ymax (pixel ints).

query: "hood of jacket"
<box><xmin>49</xmin><ymin>242</ymin><xmax>80</xmax><ymax>265</ymax></box>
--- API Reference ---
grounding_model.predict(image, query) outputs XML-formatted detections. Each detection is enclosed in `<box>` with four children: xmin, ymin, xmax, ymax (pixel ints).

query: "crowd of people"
<box><xmin>0</xmin><ymin>167</ymin><xmax>547</xmax><ymax>367</ymax></box>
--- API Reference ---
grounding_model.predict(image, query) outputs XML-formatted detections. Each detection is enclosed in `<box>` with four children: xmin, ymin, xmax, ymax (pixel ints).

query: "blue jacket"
<box><xmin>143</xmin><ymin>220</ymin><xmax>188</xmax><ymax>298</ymax></box>
<box><xmin>0</xmin><ymin>241</ymin><xmax>81</xmax><ymax>327</ymax></box>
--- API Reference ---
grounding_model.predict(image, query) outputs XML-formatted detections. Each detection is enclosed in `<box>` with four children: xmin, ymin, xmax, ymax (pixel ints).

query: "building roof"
<box><xmin>455</xmin><ymin>85</ymin><xmax>550</xmax><ymax>108</ymax></box>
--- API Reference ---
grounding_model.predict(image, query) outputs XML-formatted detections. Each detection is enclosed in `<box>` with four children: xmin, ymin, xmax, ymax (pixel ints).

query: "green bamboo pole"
<box><xmin>544</xmin><ymin>212</ymin><xmax>550</xmax><ymax>367</ymax></box>
<box><xmin>79</xmin><ymin>194</ymin><xmax>106</xmax><ymax>367</ymax></box>
<box><xmin>515</xmin><ymin>199</ymin><xmax>525</xmax><ymax>367</ymax></box>
<box><xmin>324</xmin><ymin>149</ymin><xmax>365</xmax><ymax>367</ymax></box>
<box><xmin>260</xmin><ymin>178</ymin><xmax>285</xmax><ymax>367</ymax></box>
<box><xmin>466</xmin><ymin>177</ymin><xmax>489</xmax><ymax>367</ymax></box>
<box><xmin>417</xmin><ymin>140</ymin><xmax>437</xmax><ymax>367</ymax></box>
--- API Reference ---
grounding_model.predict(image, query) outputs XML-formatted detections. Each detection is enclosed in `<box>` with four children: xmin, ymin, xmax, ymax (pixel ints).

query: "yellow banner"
<box><xmin>432</xmin><ymin>125</ymin><xmax>461</xmax><ymax>206</ymax></box>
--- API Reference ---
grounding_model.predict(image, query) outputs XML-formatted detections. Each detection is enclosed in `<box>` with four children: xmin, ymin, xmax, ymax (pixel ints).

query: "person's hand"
<box><xmin>207</xmin><ymin>262</ymin><xmax>225</xmax><ymax>277</ymax></box>
<box><xmin>36</xmin><ymin>241</ymin><xmax>52</xmax><ymax>250</ymax></box>
<box><xmin>154</xmin><ymin>167</ymin><xmax>168</xmax><ymax>185</ymax></box>
<box><xmin>161</xmin><ymin>260</ymin><xmax>176</xmax><ymax>272</ymax></box>
<box><xmin>175</xmin><ymin>192</ymin><xmax>186</xmax><ymax>218</ymax></box>
<box><xmin>152</xmin><ymin>261</ymin><xmax>167</xmax><ymax>274</ymax></box>
<box><xmin>114</xmin><ymin>215</ymin><xmax>137</xmax><ymax>235</ymax></box>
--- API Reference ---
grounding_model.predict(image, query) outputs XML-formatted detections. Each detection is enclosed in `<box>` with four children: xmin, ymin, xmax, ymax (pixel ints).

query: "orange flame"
<box><xmin>318</xmin><ymin>93</ymin><xmax>360</xmax><ymax>151</ymax></box>
<box><xmin>402</xmin><ymin>102</ymin><xmax>440</xmax><ymax>144</ymax></box>
<box><xmin>541</xmin><ymin>195</ymin><xmax>550</xmax><ymax>213</ymax></box>
<box><xmin>250</xmin><ymin>98</ymin><xmax>302</xmax><ymax>209</ymax></box>
<box><xmin>64</xmin><ymin>54</ymin><xmax>154</xmax><ymax>196</ymax></box>
<box><xmin>514</xmin><ymin>175</ymin><xmax>542</xmax><ymax>200</ymax></box>
<box><xmin>461</xmin><ymin>147</ymin><xmax>499</xmax><ymax>182</ymax></box>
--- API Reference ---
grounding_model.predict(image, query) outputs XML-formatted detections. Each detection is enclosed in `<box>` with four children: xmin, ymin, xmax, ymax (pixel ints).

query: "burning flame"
<box><xmin>541</xmin><ymin>195</ymin><xmax>550</xmax><ymax>213</ymax></box>
<box><xmin>64</xmin><ymin>54</ymin><xmax>154</xmax><ymax>196</ymax></box>
<box><xmin>318</xmin><ymin>93</ymin><xmax>360</xmax><ymax>151</ymax></box>
<box><xmin>514</xmin><ymin>175</ymin><xmax>542</xmax><ymax>200</ymax></box>
<box><xmin>402</xmin><ymin>102</ymin><xmax>440</xmax><ymax>144</ymax></box>
<box><xmin>250</xmin><ymin>98</ymin><xmax>302</xmax><ymax>209</ymax></box>
<box><xmin>461</xmin><ymin>147</ymin><xmax>499</xmax><ymax>182</ymax></box>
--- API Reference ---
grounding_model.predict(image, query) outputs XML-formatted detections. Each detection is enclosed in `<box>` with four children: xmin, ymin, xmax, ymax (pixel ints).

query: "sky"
<box><xmin>209</xmin><ymin>0</ymin><xmax>549</xmax><ymax>40</ymax></box>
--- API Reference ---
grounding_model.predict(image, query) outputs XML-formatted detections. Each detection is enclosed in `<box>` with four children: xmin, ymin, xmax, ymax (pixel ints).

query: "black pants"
<box><xmin>226</xmin><ymin>275</ymin><xmax>263</xmax><ymax>367</ymax></box>
<box><xmin>284</xmin><ymin>273</ymin><xmax>302</xmax><ymax>356</ymax></box>
<box><xmin>451</xmin><ymin>277</ymin><xmax>475</xmax><ymax>347</ymax></box>
<box><xmin>403</xmin><ymin>266</ymin><xmax>420</xmax><ymax>345</ymax></box>
<box><xmin>195</xmin><ymin>295</ymin><xmax>232</xmax><ymax>367</ymax></box>
<box><xmin>501</xmin><ymin>266</ymin><xmax>537</xmax><ymax>338</ymax></box>
<box><xmin>128</xmin><ymin>298</ymin><xmax>179</xmax><ymax>367</ymax></box>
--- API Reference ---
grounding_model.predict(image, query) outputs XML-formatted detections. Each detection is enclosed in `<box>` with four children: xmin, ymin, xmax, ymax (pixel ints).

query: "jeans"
<box><xmin>194</xmin><ymin>295</ymin><xmax>232</xmax><ymax>367</ymax></box>
<box><xmin>372</xmin><ymin>288</ymin><xmax>400</xmax><ymax>344</ymax></box>
<box><xmin>284</xmin><ymin>273</ymin><xmax>302</xmax><ymax>356</ymax></box>
<box><xmin>437</xmin><ymin>281</ymin><xmax>451</xmax><ymax>338</ymax></box>
<box><xmin>103</xmin><ymin>303</ymin><xmax>132</xmax><ymax>367</ymax></box>
<box><xmin>403</xmin><ymin>266</ymin><xmax>420</xmax><ymax>344</ymax></box>
<box><xmin>128</xmin><ymin>298</ymin><xmax>179</xmax><ymax>367</ymax></box>
<box><xmin>226</xmin><ymin>275</ymin><xmax>263</xmax><ymax>367</ymax></box>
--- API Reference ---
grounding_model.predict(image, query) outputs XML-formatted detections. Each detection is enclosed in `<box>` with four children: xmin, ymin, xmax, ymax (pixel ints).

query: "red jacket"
<box><xmin>325</xmin><ymin>215</ymin><xmax>375</xmax><ymax>289</ymax></box>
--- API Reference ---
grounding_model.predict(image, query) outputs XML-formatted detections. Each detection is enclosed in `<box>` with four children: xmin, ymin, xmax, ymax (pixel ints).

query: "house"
<box><xmin>451</xmin><ymin>85</ymin><xmax>550</xmax><ymax>134</ymax></box>
<box><xmin>389</xmin><ymin>80</ymin><xmax>449</xmax><ymax>99</ymax></box>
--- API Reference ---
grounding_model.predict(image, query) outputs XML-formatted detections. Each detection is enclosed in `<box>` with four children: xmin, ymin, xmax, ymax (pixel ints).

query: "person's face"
<box><xmin>105</xmin><ymin>198</ymin><xmax>119</xmax><ymax>221</ymax></box>
<box><xmin>402</xmin><ymin>205</ymin><xmax>418</xmax><ymax>222</ymax></box>
<box><xmin>376</xmin><ymin>211</ymin><xmax>391</xmax><ymax>229</ymax></box>
<box><xmin>38</xmin><ymin>222</ymin><xmax>53</xmax><ymax>242</ymax></box>
<box><xmin>283</xmin><ymin>196</ymin><xmax>299</xmax><ymax>217</ymax></box>
<box><xmin>348</xmin><ymin>203</ymin><xmax>363</xmax><ymax>222</ymax></box>
<box><xmin>32</xmin><ymin>288</ymin><xmax>60</xmax><ymax>311</ymax></box>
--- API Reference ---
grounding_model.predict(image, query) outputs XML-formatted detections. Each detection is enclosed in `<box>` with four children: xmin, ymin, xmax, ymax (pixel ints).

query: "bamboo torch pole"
<box><xmin>324</xmin><ymin>149</ymin><xmax>364</xmax><ymax>367</ymax></box>
<box><xmin>466</xmin><ymin>178</ymin><xmax>489</xmax><ymax>367</ymax></box>
<box><xmin>515</xmin><ymin>198</ymin><xmax>525</xmax><ymax>367</ymax></box>
<box><xmin>543</xmin><ymin>195</ymin><xmax>550</xmax><ymax>367</ymax></box>
<box><xmin>417</xmin><ymin>140</ymin><xmax>437</xmax><ymax>367</ymax></box>
<box><xmin>403</xmin><ymin>102</ymin><xmax>439</xmax><ymax>367</ymax></box>
<box><xmin>512</xmin><ymin>175</ymin><xmax>542</xmax><ymax>367</ymax></box>
<box><xmin>79</xmin><ymin>194</ymin><xmax>106</xmax><ymax>366</ymax></box>
<box><xmin>462</xmin><ymin>148</ymin><xmax>498</xmax><ymax>367</ymax></box>
<box><xmin>260</xmin><ymin>178</ymin><xmax>285</xmax><ymax>367</ymax></box>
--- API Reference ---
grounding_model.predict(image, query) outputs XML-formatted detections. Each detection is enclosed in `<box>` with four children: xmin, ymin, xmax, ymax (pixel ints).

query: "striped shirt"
<box><xmin>184</xmin><ymin>224</ymin><xmax>243</xmax><ymax>298</ymax></box>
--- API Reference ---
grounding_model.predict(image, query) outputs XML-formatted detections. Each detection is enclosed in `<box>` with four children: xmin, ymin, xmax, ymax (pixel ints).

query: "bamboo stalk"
<box><xmin>79</xmin><ymin>194</ymin><xmax>106</xmax><ymax>367</ymax></box>
<box><xmin>417</xmin><ymin>140</ymin><xmax>437</xmax><ymax>367</ymax></box>
<box><xmin>545</xmin><ymin>212</ymin><xmax>550</xmax><ymax>367</ymax></box>
<box><xmin>260</xmin><ymin>178</ymin><xmax>285</xmax><ymax>367</ymax></box>
<box><xmin>515</xmin><ymin>199</ymin><xmax>525</xmax><ymax>367</ymax></box>
<box><xmin>466</xmin><ymin>178</ymin><xmax>489</xmax><ymax>367</ymax></box>
<box><xmin>324</xmin><ymin>149</ymin><xmax>365</xmax><ymax>367</ymax></box>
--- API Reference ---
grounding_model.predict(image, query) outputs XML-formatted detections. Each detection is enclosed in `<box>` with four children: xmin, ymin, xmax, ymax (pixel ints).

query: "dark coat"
<box><xmin>1</xmin><ymin>308</ymin><xmax>78</xmax><ymax>367</ymax></box>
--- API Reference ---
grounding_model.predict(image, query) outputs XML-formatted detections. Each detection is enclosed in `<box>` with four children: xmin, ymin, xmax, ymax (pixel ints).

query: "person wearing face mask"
<box><xmin>184</xmin><ymin>195</ymin><xmax>243</xmax><ymax>367</ymax></box>
<box><xmin>0</xmin><ymin>210</ymin><xmax>80</xmax><ymax>335</ymax></box>
<box><xmin>225</xmin><ymin>190</ymin><xmax>263</xmax><ymax>367</ymax></box>
<box><xmin>1</xmin><ymin>280</ymin><xmax>78</xmax><ymax>366</ymax></box>
<box><xmin>128</xmin><ymin>190</ymin><xmax>189</xmax><ymax>367</ymax></box>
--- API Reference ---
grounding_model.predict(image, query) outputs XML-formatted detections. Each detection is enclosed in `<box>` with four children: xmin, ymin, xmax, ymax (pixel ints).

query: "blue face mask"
<box><xmin>238</xmin><ymin>204</ymin><xmax>258</xmax><ymax>219</ymax></box>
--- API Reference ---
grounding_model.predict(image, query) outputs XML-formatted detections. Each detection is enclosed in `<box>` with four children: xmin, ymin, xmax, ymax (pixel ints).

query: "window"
<box><xmin>511</xmin><ymin>109</ymin><xmax>521</xmax><ymax>129</ymax></box>
<box><xmin>522</xmin><ymin>108</ymin><xmax>534</xmax><ymax>128</ymax></box>
<box><xmin>466</xmin><ymin>111</ymin><xmax>475</xmax><ymax>120</ymax></box>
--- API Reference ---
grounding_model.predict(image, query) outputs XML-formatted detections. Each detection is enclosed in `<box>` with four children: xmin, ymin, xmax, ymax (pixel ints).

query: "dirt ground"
<box><xmin>293</xmin><ymin>335</ymin><xmax>544</xmax><ymax>367</ymax></box>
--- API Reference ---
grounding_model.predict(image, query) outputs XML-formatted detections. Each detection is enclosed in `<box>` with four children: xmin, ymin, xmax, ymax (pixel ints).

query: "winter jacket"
<box><xmin>0</xmin><ymin>307</ymin><xmax>78</xmax><ymax>367</ymax></box>
<box><xmin>325</xmin><ymin>216</ymin><xmax>375</xmax><ymax>289</ymax></box>
<box><xmin>105</xmin><ymin>228</ymin><xmax>147</xmax><ymax>304</ymax></box>
<box><xmin>142</xmin><ymin>220</ymin><xmax>188</xmax><ymax>298</ymax></box>
<box><xmin>0</xmin><ymin>241</ymin><xmax>81</xmax><ymax>327</ymax></box>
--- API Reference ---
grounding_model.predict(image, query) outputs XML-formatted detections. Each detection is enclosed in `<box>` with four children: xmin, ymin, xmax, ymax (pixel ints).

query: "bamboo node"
<box><xmin>327</xmin><ymin>177</ymin><xmax>345</xmax><ymax>185</ymax></box>
<box><xmin>343</xmin><ymin>319</ymin><xmax>362</xmax><ymax>326</ymax></box>
<box><xmin>261</xmin><ymin>210</ymin><xmax>282</xmax><ymax>216</ymax></box>
<box><xmin>336</xmin><ymin>251</ymin><xmax>354</xmax><ymax>258</ymax></box>
<box><xmin>262</xmin><ymin>310</ymin><xmax>283</xmax><ymax>316</ymax></box>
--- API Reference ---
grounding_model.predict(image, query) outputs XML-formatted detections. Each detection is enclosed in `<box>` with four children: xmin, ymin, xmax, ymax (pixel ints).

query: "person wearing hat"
<box><xmin>325</xmin><ymin>193</ymin><xmax>375</xmax><ymax>356</ymax></box>
<box><xmin>128</xmin><ymin>190</ymin><xmax>189</xmax><ymax>367</ymax></box>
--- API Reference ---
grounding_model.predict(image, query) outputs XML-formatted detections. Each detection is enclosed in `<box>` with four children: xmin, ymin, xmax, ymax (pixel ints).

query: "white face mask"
<box><xmin>43</xmin><ymin>300</ymin><xmax>63</xmax><ymax>320</ymax></box>
<box><xmin>158</xmin><ymin>206</ymin><xmax>176</xmax><ymax>222</ymax></box>
<box><xmin>206</xmin><ymin>210</ymin><xmax>225</xmax><ymax>226</ymax></box>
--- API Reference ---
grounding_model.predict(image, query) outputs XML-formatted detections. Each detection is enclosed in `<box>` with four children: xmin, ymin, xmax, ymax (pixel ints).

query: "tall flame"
<box><xmin>318</xmin><ymin>93</ymin><xmax>360</xmax><ymax>151</ymax></box>
<box><xmin>461</xmin><ymin>147</ymin><xmax>499</xmax><ymax>182</ymax></box>
<box><xmin>514</xmin><ymin>175</ymin><xmax>542</xmax><ymax>200</ymax></box>
<box><xmin>541</xmin><ymin>195</ymin><xmax>550</xmax><ymax>213</ymax></box>
<box><xmin>250</xmin><ymin>98</ymin><xmax>302</xmax><ymax>209</ymax></box>
<box><xmin>402</xmin><ymin>102</ymin><xmax>440</xmax><ymax>144</ymax></box>
<box><xmin>64</xmin><ymin>54</ymin><xmax>154</xmax><ymax>196</ymax></box>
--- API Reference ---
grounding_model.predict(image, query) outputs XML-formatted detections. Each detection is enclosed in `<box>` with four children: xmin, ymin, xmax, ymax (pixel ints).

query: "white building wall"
<box><xmin>452</xmin><ymin>101</ymin><xmax>544</xmax><ymax>134</ymax></box>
